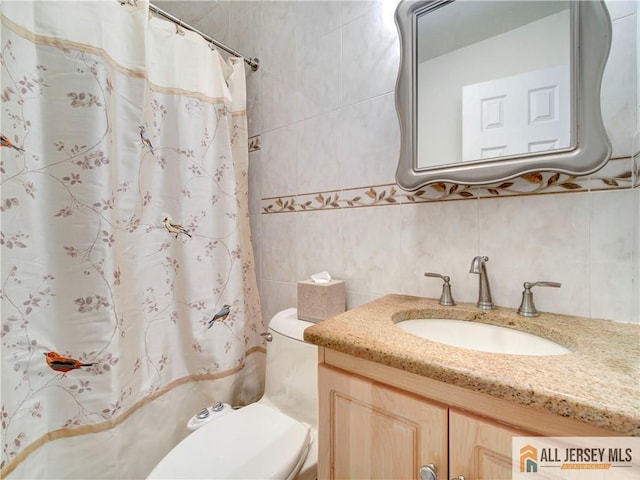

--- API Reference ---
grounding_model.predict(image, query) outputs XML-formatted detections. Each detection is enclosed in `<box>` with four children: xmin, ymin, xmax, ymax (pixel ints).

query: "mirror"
<box><xmin>395</xmin><ymin>0</ymin><xmax>612</xmax><ymax>190</ymax></box>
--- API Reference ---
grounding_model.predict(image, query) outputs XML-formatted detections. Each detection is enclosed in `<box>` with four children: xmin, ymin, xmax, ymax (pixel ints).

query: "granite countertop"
<box><xmin>303</xmin><ymin>294</ymin><xmax>640</xmax><ymax>436</ymax></box>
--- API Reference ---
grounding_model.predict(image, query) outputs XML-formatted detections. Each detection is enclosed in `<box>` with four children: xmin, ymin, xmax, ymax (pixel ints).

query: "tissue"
<box><xmin>310</xmin><ymin>271</ymin><xmax>331</xmax><ymax>284</ymax></box>
<box><xmin>297</xmin><ymin>273</ymin><xmax>345</xmax><ymax>323</ymax></box>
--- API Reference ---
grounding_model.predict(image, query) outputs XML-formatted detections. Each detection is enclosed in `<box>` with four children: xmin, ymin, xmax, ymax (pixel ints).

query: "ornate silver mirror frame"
<box><xmin>395</xmin><ymin>0</ymin><xmax>613</xmax><ymax>191</ymax></box>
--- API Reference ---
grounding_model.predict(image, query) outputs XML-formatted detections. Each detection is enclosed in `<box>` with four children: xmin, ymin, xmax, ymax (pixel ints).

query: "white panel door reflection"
<box><xmin>462</xmin><ymin>65</ymin><xmax>570</xmax><ymax>162</ymax></box>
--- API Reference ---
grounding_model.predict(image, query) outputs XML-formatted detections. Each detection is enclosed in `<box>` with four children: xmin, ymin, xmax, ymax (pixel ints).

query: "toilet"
<box><xmin>146</xmin><ymin>308</ymin><xmax>318</xmax><ymax>480</ymax></box>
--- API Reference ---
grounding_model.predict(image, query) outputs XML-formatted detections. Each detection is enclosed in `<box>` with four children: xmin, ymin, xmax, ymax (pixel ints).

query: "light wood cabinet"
<box><xmin>319</xmin><ymin>365</ymin><xmax>530</xmax><ymax>480</ymax></box>
<box><xmin>449</xmin><ymin>409</ymin><xmax>531</xmax><ymax>480</ymax></box>
<box><xmin>318</xmin><ymin>349</ymin><xmax>615</xmax><ymax>480</ymax></box>
<box><xmin>319</xmin><ymin>364</ymin><xmax>448</xmax><ymax>479</ymax></box>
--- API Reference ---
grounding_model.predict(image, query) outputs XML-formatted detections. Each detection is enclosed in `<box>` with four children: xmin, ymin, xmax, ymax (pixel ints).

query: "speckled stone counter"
<box><xmin>303</xmin><ymin>294</ymin><xmax>640</xmax><ymax>436</ymax></box>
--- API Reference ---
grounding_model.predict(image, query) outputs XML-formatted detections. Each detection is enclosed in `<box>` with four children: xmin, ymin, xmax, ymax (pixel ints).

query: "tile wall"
<box><xmin>161</xmin><ymin>0</ymin><xmax>639</xmax><ymax>324</ymax></box>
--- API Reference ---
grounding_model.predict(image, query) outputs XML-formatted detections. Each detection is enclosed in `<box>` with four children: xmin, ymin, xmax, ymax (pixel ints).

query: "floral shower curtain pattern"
<box><xmin>1</xmin><ymin>1</ymin><xmax>263</xmax><ymax>476</ymax></box>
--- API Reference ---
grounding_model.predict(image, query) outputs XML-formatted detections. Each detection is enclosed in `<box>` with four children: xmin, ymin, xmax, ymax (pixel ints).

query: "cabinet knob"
<box><xmin>451</xmin><ymin>476</ymin><xmax>466</xmax><ymax>480</ymax></box>
<box><xmin>419</xmin><ymin>464</ymin><xmax>438</xmax><ymax>480</ymax></box>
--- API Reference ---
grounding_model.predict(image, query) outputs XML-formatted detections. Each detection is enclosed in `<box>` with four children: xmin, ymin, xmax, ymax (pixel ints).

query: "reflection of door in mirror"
<box><xmin>416</xmin><ymin>1</ymin><xmax>572</xmax><ymax>170</ymax></box>
<box><xmin>461</xmin><ymin>65</ymin><xmax>570</xmax><ymax>162</ymax></box>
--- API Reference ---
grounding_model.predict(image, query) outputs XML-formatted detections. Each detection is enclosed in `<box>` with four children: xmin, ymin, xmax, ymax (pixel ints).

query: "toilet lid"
<box><xmin>147</xmin><ymin>403</ymin><xmax>311</xmax><ymax>479</ymax></box>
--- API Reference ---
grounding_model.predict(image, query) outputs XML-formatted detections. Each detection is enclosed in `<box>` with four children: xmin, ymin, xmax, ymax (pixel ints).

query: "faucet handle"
<box><xmin>525</xmin><ymin>281</ymin><xmax>561</xmax><ymax>289</ymax></box>
<box><xmin>424</xmin><ymin>272</ymin><xmax>456</xmax><ymax>306</ymax></box>
<box><xmin>518</xmin><ymin>281</ymin><xmax>561</xmax><ymax>317</ymax></box>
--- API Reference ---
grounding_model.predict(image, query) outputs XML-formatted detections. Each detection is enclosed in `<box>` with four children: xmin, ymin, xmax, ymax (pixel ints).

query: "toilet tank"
<box><xmin>261</xmin><ymin>308</ymin><xmax>318</xmax><ymax>430</ymax></box>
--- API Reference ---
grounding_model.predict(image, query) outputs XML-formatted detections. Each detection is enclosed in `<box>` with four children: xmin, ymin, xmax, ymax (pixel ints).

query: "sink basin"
<box><xmin>396</xmin><ymin>319</ymin><xmax>571</xmax><ymax>356</ymax></box>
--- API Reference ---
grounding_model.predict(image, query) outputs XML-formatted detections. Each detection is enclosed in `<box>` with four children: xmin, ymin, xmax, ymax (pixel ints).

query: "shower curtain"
<box><xmin>1</xmin><ymin>1</ymin><xmax>263</xmax><ymax>477</ymax></box>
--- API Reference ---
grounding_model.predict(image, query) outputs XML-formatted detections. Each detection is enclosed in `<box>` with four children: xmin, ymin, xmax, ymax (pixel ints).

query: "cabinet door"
<box><xmin>319</xmin><ymin>365</ymin><xmax>448</xmax><ymax>480</ymax></box>
<box><xmin>449</xmin><ymin>408</ymin><xmax>537</xmax><ymax>480</ymax></box>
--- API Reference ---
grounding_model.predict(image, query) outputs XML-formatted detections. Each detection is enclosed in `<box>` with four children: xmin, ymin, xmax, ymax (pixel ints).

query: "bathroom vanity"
<box><xmin>303</xmin><ymin>295</ymin><xmax>639</xmax><ymax>479</ymax></box>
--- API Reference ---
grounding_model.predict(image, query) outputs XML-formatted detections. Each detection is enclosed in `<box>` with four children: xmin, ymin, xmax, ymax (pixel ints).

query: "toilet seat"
<box><xmin>147</xmin><ymin>402</ymin><xmax>312</xmax><ymax>479</ymax></box>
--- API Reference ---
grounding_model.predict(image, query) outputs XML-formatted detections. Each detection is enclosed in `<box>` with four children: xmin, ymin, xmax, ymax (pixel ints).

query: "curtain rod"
<box><xmin>148</xmin><ymin>3</ymin><xmax>260</xmax><ymax>71</ymax></box>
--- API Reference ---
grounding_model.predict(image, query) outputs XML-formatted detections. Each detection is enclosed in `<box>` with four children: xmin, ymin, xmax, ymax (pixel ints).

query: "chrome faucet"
<box><xmin>469</xmin><ymin>256</ymin><xmax>494</xmax><ymax>310</ymax></box>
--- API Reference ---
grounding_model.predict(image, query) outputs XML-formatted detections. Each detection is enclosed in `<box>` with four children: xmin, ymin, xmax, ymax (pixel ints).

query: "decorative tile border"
<box><xmin>261</xmin><ymin>156</ymin><xmax>635</xmax><ymax>214</ymax></box>
<box><xmin>248</xmin><ymin>135</ymin><xmax>261</xmax><ymax>152</ymax></box>
<box><xmin>634</xmin><ymin>132</ymin><xmax>640</xmax><ymax>189</ymax></box>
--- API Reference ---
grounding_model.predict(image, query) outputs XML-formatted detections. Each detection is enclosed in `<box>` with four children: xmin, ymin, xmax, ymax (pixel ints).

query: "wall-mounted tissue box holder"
<box><xmin>297</xmin><ymin>279</ymin><xmax>345</xmax><ymax>323</ymax></box>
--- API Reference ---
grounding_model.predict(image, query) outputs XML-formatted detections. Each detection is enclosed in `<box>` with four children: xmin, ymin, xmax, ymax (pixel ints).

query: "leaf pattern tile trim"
<box><xmin>261</xmin><ymin>157</ymin><xmax>635</xmax><ymax>214</ymax></box>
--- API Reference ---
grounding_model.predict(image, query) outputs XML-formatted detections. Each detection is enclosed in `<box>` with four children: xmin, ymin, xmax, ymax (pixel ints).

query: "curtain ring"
<box><xmin>176</xmin><ymin>21</ymin><xmax>185</xmax><ymax>36</ymax></box>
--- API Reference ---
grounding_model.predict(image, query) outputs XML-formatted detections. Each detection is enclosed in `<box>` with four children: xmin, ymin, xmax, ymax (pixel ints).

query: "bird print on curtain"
<box><xmin>163</xmin><ymin>215</ymin><xmax>192</xmax><ymax>238</ymax></box>
<box><xmin>139</xmin><ymin>125</ymin><xmax>155</xmax><ymax>155</ymax></box>
<box><xmin>1</xmin><ymin>133</ymin><xmax>25</xmax><ymax>152</ymax></box>
<box><xmin>208</xmin><ymin>304</ymin><xmax>231</xmax><ymax>329</ymax></box>
<box><xmin>44</xmin><ymin>352</ymin><xmax>97</xmax><ymax>373</ymax></box>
